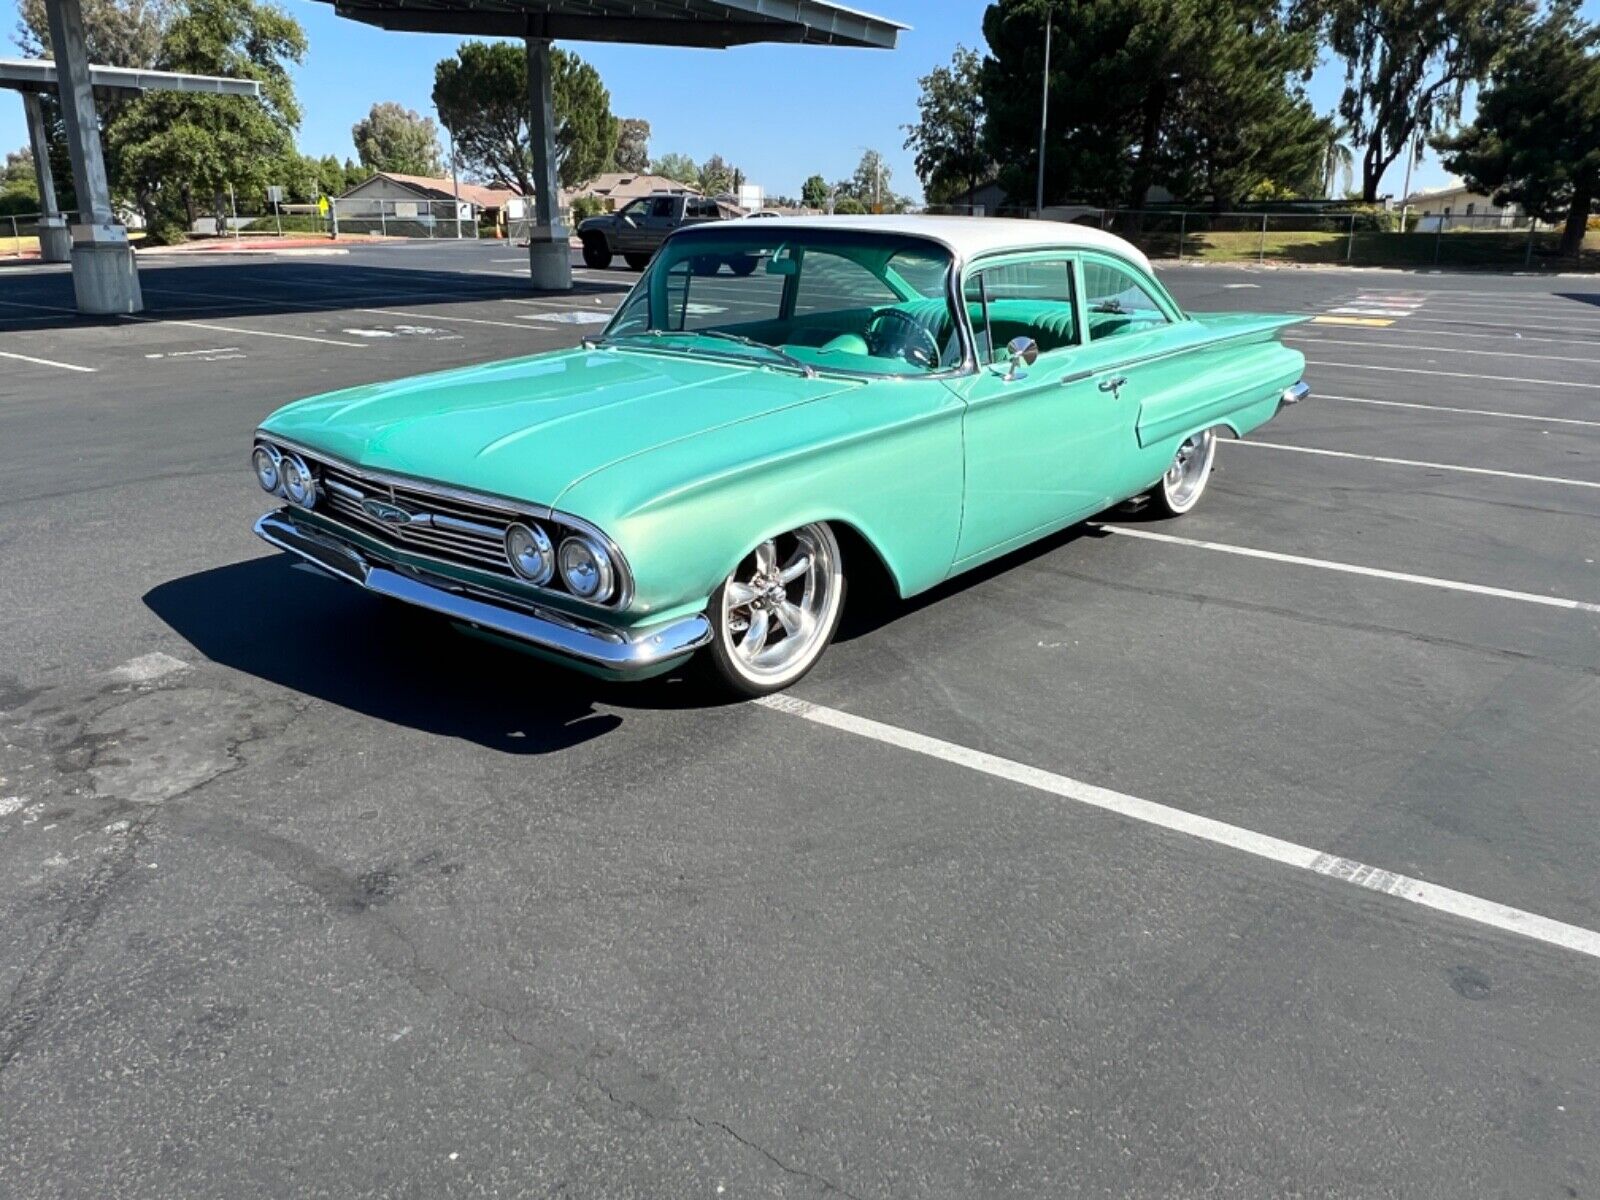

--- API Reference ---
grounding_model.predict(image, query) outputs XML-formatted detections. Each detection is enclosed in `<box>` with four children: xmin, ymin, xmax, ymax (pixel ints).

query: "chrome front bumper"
<box><xmin>254</xmin><ymin>510</ymin><xmax>711</xmax><ymax>674</ymax></box>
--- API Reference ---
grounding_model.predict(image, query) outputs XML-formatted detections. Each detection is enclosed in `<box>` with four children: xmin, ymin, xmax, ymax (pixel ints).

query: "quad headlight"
<box><xmin>251</xmin><ymin>443</ymin><xmax>282</xmax><ymax>493</ymax></box>
<box><xmin>558</xmin><ymin>535</ymin><xmax>614</xmax><ymax>602</ymax></box>
<box><xmin>504</xmin><ymin>521</ymin><xmax>555</xmax><ymax>584</ymax></box>
<box><xmin>280</xmin><ymin>452</ymin><xmax>316</xmax><ymax>507</ymax></box>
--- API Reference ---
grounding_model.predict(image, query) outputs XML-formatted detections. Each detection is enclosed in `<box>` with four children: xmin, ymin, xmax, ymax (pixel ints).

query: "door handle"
<box><xmin>1098</xmin><ymin>375</ymin><xmax>1128</xmax><ymax>393</ymax></box>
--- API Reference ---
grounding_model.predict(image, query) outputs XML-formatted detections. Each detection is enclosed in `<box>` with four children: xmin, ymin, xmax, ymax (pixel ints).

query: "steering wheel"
<box><xmin>864</xmin><ymin>308</ymin><xmax>940</xmax><ymax>368</ymax></box>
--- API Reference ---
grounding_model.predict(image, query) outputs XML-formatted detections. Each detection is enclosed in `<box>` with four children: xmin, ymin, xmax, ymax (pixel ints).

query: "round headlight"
<box><xmin>504</xmin><ymin>522</ymin><xmax>554</xmax><ymax>584</ymax></box>
<box><xmin>558</xmin><ymin>535</ymin><xmax>614</xmax><ymax>602</ymax></box>
<box><xmin>281</xmin><ymin>453</ymin><xmax>316</xmax><ymax>507</ymax></box>
<box><xmin>251</xmin><ymin>444</ymin><xmax>281</xmax><ymax>493</ymax></box>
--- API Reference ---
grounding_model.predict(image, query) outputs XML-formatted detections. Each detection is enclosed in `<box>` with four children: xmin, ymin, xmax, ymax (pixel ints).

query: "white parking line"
<box><xmin>1227</xmin><ymin>439</ymin><xmax>1600</xmax><ymax>490</ymax></box>
<box><xmin>118</xmin><ymin>315</ymin><xmax>368</xmax><ymax>349</ymax></box>
<box><xmin>1305</xmin><ymin>360</ymin><xmax>1600</xmax><ymax>390</ymax></box>
<box><xmin>756</xmin><ymin>694</ymin><xmax>1600</xmax><ymax>962</ymax></box>
<box><xmin>1289</xmin><ymin>335</ymin><xmax>1600</xmax><ymax>366</ymax></box>
<box><xmin>0</xmin><ymin>348</ymin><xmax>96</xmax><ymax>373</ymax></box>
<box><xmin>358</xmin><ymin>307</ymin><xmax>541</xmax><ymax>332</ymax></box>
<box><xmin>1094</xmin><ymin>524</ymin><xmax>1600</xmax><ymax>613</ymax></box>
<box><xmin>1308</xmin><ymin>324</ymin><xmax>1600</xmax><ymax>350</ymax></box>
<box><xmin>1320</xmin><ymin>393</ymin><xmax>1600</xmax><ymax>429</ymax></box>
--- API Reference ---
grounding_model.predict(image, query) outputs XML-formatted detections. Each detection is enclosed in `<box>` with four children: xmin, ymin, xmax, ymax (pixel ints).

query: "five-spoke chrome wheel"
<box><xmin>1153</xmin><ymin>427</ymin><xmax>1218</xmax><ymax>516</ymax></box>
<box><xmin>705</xmin><ymin>523</ymin><xmax>845</xmax><ymax>695</ymax></box>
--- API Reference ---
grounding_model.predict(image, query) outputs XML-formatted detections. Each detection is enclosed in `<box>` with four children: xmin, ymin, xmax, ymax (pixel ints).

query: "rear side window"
<box><xmin>1082</xmin><ymin>260</ymin><xmax>1169</xmax><ymax>340</ymax></box>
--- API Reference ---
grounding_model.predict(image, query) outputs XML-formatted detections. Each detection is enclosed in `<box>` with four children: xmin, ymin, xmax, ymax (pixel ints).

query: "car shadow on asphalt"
<box><xmin>142</xmin><ymin>556</ymin><xmax>707</xmax><ymax>754</ymax></box>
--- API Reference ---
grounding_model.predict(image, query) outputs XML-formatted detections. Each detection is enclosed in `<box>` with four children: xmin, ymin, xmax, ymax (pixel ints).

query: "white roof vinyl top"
<box><xmin>673</xmin><ymin>214</ymin><xmax>1154</xmax><ymax>273</ymax></box>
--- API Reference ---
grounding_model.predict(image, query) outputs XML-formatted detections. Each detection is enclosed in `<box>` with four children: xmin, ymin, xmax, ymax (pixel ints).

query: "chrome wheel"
<box><xmin>710</xmin><ymin>523</ymin><xmax>844</xmax><ymax>694</ymax></box>
<box><xmin>1157</xmin><ymin>427</ymin><xmax>1217</xmax><ymax>515</ymax></box>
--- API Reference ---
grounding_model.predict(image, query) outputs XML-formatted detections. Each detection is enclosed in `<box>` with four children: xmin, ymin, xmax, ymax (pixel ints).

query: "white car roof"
<box><xmin>672</xmin><ymin>214</ymin><xmax>1154</xmax><ymax>274</ymax></box>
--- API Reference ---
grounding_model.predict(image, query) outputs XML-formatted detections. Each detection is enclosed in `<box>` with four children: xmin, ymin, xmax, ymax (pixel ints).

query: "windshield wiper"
<box><xmin>590</xmin><ymin>329</ymin><xmax>815</xmax><ymax>378</ymax></box>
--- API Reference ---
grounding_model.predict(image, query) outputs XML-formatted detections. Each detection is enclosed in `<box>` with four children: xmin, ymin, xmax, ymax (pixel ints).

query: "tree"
<box><xmin>105</xmin><ymin>0</ymin><xmax>305</xmax><ymax>241</ymax></box>
<box><xmin>904</xmin><ymin>45</ymin><xmax>991</xmax><ymax>204</ymax></box>
<box><xmin>1311</xmin><ymin>0</ymin><xmax>1526</xmax><ymax>202</ymax></box>
<box><xmin>1320</xmin><ymin>121</ymin><xmax>1357</xmax><ymax>198</ymax></box>
<box><xmin>650</xmin><ymin>152</ymin><xmax>699</xmax><ymax>185</ymax></box>
<box><xmin>433</xmin><ymin>41</ymin><xmax>617</xmax><ymax>197</ymax></box>
<box><xmin>850</xmin><ymin>148</ymin><xmax>892</xmax><ymax>209</ymax></box>
<box><xmin>352</xmin><ymin>102</ymin><xmax>442</xmax><ymax>175</ymax></box>
<box><xmin>612</xmin><ymin>118</ymin><xmax>650</xmax><ymax>172</ymax></box>
<box><xmin>1435</xmin><ymin>0</ymin><xmax>1600</xmax><ymax>258</ymax></box>
<box><xmin>1155</xmin><ymin>6</ymin><xmax>1326</xmax><ymax>211</ymax></box>
<box><xmin>697</xmin><ymin>153</ymin><xmax>736</xmax><ymax>195</ymax></box>
<box><xmin>800</xmin><ymin>173</ymin><xmax>828</xmax><ymax>209</ymax></box>
<box><xmin>16</xmin><ymin>0</ymin><xmax>169</xmax><ymax>65</ymax></box>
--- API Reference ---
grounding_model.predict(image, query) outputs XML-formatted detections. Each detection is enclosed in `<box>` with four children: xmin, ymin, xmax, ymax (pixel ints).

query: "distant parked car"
<box><xmin>577</xmin><ymin>192</ymin><xmax>726</xmax><ymax>270</ymax></box>
<box><xmin>745</xmin><ymin>209</ymin><xmax>783</xmax><ymax>219</ymax></box>
<box><xmin>250</xmin><ymin>217</ymin><xmax>1307</xmax><ymax>696</ymax></box>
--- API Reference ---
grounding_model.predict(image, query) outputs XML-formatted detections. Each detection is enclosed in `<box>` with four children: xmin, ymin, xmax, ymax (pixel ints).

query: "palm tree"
<box><xmin>1321</xmin><ymin>122</ymin><xmax>1356</xmax><ymax>200</ymax></box>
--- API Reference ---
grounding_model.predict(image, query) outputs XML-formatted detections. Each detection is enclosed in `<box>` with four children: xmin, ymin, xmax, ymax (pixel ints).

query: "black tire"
<box><xmin>727</xmin><ymin>254</ymin><xmax>759</xmax><ymax>277</ymax></box>
<box><xmin>701</xmin><ymin>524</ymin><xmax>846</xmax><ymax>698</ymax></box>
<box><xmin>624</xmin><ymin>252</ymin><xmax>652</xmax><ymax>272</ymax></box>
<box><xmin>580</xmin><ymin>235</ymin><xmax>612</xmax><ymax>269</ymax></box>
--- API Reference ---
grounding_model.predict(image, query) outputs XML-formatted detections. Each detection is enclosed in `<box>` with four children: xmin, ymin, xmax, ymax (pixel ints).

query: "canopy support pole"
<box><xmin>20</xmin><ymin>92</ymin><xmax>69</xmax><ymax>262</ymax></box>
<box><xmin>523</xmin><ymin>36</ymin><xmax>571</xmax><ymax>291</ymax></box>
<box><xmin>44</xmin><ymin>0</ymin><xmax>142</xmax><ymax>311</ymax></box>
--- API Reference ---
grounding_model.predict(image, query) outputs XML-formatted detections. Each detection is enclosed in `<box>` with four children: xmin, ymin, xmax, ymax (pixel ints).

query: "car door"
<box><xmin>613</xmin><ymin>199</ymin><xmax>650</xmax><ymax>251</ymax></box>
<box><xmin>951</xmin><ymin>252</ymin><xmax>1136</xmax><ymax>564</ymax></box>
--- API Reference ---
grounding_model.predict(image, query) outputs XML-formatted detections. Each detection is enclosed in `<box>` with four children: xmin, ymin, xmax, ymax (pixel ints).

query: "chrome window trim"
<box><xmin>254</xmin><ymin>431</ymin><xmax>634</xmax><ymax>611</ymax></box>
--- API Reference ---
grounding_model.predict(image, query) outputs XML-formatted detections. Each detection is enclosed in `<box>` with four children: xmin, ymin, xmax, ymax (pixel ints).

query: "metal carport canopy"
<box><xmin>322</xmin><ymin>0</ymin><xmax>905</xmax><ymax>48</ymax></box>
<box><xmin>0</xmin><ymin>57</ymin><xmax>262</xmax><ymax>96</ymax></box>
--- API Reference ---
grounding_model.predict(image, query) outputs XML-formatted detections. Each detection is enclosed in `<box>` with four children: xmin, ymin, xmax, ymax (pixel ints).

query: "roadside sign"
<box><xmin>267</xmin><ymin>185</ymin><xmax>284</xmax><ymax>204</ymax></box>
<box><xmin>317</xmin><ymin>196</ymin><xmax>329</xmax><ymax>216</ymax></box>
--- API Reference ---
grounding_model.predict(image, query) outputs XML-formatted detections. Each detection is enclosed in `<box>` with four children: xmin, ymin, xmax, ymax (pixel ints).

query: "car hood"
<box><xmin>258</xmin><ymin>346</ymin><xmax>860</xmax><ymax>507</ymax></box>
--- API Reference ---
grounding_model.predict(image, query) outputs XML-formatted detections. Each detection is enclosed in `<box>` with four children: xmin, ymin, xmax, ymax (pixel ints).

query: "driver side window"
<box><xmin>965</xmin><ymin>258</ymin><xmax>1079</xmax><ymax>365</ymax></box>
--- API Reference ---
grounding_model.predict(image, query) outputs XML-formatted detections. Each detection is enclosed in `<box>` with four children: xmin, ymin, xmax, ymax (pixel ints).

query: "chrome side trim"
<box><xmin>1282</xmin><ymin>381</ymin><xmax>1310</xmax><ymax>405</ymax></box>
<box><xmin>254</xmin><ymin>511</ymin><xmax>710</xmax><ymax>672</ymax></box>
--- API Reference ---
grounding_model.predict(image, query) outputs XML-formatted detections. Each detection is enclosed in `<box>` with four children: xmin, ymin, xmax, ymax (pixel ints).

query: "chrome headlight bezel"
<box><xmin>280</xmin><ymin>452</ymin><xmax>317</xmax><ymax>508</ymax></box>
<box><xmin>557</xmin><ymin>534</ymin><xmax>615</xmax><ymax>603</ymax></box>
<box><xmin>251</xmin><ymin>443</ymin><xmax>282</xmax><ymax>494</ymax></box>
<box><xmin>504</xmin><ymin>521</ymin><xmax>556</xmax><ymax>585</ymax></box>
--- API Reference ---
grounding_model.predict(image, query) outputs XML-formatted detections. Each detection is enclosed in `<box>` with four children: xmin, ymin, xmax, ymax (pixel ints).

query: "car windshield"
<box><xmin>599</xmin><ymin>230</ymin><xmax>960</xmax><ymax>378</ymax></box>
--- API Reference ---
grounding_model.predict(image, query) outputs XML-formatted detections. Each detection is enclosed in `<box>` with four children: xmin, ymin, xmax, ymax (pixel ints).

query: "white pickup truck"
<box><xmin>576</xmin><ymin>192</ymin><xmax>729</xmax><ymax>270</ymax></box>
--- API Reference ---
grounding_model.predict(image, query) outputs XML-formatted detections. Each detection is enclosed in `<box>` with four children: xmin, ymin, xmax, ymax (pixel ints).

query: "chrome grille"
<box><xmin>310</xmin><ymin>456</ymin><xmax>518</xmax><ymax>578</ymax></box>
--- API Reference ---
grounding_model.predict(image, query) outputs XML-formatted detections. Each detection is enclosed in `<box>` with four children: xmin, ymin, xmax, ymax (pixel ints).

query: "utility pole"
<box><xmin>446</xmin><ymin>120</ymin><xmax>463</xmax><ymax>237</ymax></box>
<box><xmin>1398</xmin><ymin>130</ymin><xmax>1420</xmax><ymax>231</ymax></box>
<box><xmin>1035</xmin><ymin>2</ymin><xmax>1053</xmax><ymax>216</ymax></box>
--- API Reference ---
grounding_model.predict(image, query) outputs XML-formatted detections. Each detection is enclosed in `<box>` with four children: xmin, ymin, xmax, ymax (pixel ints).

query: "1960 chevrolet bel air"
<box><xmin>252</xmin><ymin>216</ymin><xmax>1307</xmax><ymax>695</ymax></box>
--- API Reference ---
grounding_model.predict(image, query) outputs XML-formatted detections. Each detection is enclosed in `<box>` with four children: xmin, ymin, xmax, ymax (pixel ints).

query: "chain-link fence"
<box><xmin>234</xmin><ymin>197</ymin><xmax>484</xmax><ymax>240</ymax></box>
<box><xmin>922</xmin><ymin>204</ymin><xmax>1594</xmax><ymax>268</ymax></box>
<box><xmin>2</xmin><ymin>211</ymin><xmax>79</xmax><ymax>257</ymax></box>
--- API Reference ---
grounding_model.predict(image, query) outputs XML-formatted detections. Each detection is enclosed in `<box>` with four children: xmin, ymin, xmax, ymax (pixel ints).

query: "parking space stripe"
<box><xmin>1310</xmin><ymin>323</ymin><xmax>1600</xmax><ymax>349</ymax></box>
<box><xmin>0</xmin><ymin>348</ymin><xmax>97</xmax><ymax>372</ymax></box>
<box><xmin>1305</xmin><ymin>360</ymin><xmax>1600</xmax><ymax>390</ymax></box>
<box><xmin>1290</xmin><ymin>334</ymin><xmax>1600</xmax><ymax>366</ymax></box>
<box><xmin>117</xmin><ymin>314</ymin><xmax>368</xmax><ymax>348</ymax></box>
<box><xmin>756</xmin><ymin>694</ymin><xmax>1600</xmax><ymax>962</ymax></box>
<box><xmin>1320</xmin><ymin>393</ymin><xmax>1600</xmax><ymax>429</ymax></box>
<box><xmin>1094</xmin><ymin>524</ymin><xmax>1600</xmax><ymax>613</ymax></box>
<box><xmin>1227</xmin><ymin>439</ymin><xmax>1600</xmax><ymax>489</ymax></box>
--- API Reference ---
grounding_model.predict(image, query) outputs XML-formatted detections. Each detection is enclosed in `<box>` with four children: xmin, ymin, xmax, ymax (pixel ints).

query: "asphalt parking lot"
<box><xmin>2</xmin><ymin>238</ymin><xmax>1597</xmax><ymax>1198</ymax></box>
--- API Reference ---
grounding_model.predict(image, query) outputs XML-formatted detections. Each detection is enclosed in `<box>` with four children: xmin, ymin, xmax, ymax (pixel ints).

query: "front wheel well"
<box><xmin>826</xmin><ymin>521</ymin><xmax>900</xmax><ymax>608</ymax></box>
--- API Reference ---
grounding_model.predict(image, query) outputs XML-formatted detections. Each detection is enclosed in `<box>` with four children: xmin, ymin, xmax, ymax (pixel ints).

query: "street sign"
<box><xmin>267</xmin><ymin>185</ymin><xmax>284</xmax><ymax>203</ymax></box>
<box><xmin>316</xmin><ymin>196</ymin><xmax>329</xmax><ymax>216</ymax></box>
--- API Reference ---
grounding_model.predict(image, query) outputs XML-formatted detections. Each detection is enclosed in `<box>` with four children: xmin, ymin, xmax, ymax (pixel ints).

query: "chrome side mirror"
<box><xmin>1000</xmin><ymin>335</ymin><xmax>1038</xmax><ymax>382</ymax></box>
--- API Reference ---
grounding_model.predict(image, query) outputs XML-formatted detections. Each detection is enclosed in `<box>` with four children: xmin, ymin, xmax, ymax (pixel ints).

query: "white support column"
<box><xmin>21</xmin><ymin>92</ymin><xmax>70</xmax><ymax>262</ymax></box>
<box><xmin>524</xmin><ymin>36</ymin><xmax>571</xmax><ymax>291</ymax></box>
<box><xmin>44</xmin><ymin>0</ymin><xmax>142</xmax><ymax>312</ymax></box>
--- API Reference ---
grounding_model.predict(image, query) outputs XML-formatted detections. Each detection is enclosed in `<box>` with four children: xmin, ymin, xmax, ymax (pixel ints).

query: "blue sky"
<box><xmin>5</xmin><ymin>0</ymin><xmax>1588</xmax><ymax>205</ymax></box>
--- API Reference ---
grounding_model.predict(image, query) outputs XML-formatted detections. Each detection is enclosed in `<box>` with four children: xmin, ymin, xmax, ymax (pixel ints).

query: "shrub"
<box><xmin>571</xmin><ymin>195</ymin><xmax>606</xmax><ymax>221</ymax></box>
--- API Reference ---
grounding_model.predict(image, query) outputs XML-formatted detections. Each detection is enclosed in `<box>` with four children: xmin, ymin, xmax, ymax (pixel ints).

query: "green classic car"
<box><xmin>251</xmin><ymin>217</ymin><xmax>1307</xmax><ymax>695</ymax></box>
